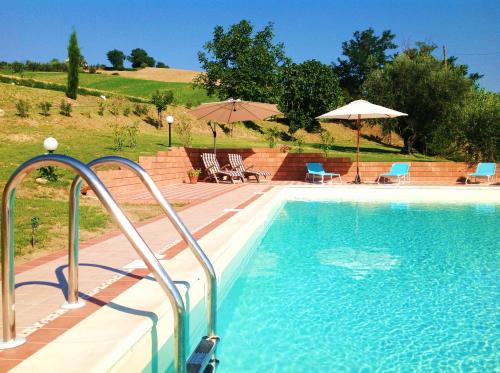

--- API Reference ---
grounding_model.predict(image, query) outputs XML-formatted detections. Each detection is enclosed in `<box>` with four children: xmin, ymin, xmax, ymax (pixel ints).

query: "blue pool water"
<box><xmin>216</xmin><ymin>201</ymin><xmax>499</xmax><ymax>372</ymax></box>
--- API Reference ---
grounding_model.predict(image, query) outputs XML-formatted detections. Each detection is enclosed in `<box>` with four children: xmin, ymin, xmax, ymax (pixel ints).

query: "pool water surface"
<box><xmin>216</xmin><ymin>201</ymin><xmax>499</xmax><ymax>371</ymax></box>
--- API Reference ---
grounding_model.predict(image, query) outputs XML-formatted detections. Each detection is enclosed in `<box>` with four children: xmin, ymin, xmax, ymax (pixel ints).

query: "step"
<box><xmin>187</xmin><ymin>336</ymin><xmax>220</xmax><ymax>373</ymax></box>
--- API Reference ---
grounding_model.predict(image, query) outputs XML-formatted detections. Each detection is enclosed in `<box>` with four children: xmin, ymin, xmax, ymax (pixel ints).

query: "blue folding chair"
<box><xmin>305</xmin><ymin>163</ymin><xmax>342</xmax><ymax>184</ymax></box>
<box><xmin>377</xmin><ymin>163</ymin><xmax>410</xmax><ymax>184</ymax></box>
<box><xmin>465</xmin><ymin>163</ymin><xmax>496</xmax><ymax>184</ymax></box>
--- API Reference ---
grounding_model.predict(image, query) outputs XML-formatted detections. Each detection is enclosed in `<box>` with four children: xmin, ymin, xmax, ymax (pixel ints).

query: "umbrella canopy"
<box><xmin>316</xmin><ymin>100</ymin><xmax>407</xmax><ymax>183</ymax></box>
<box><xmin>316</xmin><ymin>99</ymin><xmax>407</xmax><ymax>120</ymax></box>
<box><xmin>189</xmin><ymin>98</ymin><xmax>281</xmax><ymax>123</ymax></box>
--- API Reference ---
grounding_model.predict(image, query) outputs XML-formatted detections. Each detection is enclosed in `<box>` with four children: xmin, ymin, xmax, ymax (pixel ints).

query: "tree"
<box><xmin>107</xmin><ymin>49</ymin><xmax>126</xmax><ymax>70</ymax></box>
<box><xmin>363</xmin><ymin>43</ymin><xmax>474</xmax><ymax>155</ymax></box>
<box><xmin>459</xmin><ymin>90</ymin><xmax>499</xmax><ymax>162</ymax></box>
<box><xmin>334</xmin><ymin>28</ymin><xmax>396</xmax><ymax>99</ymax></box>
<box><xmin>277</xmin><ymin>60</ymin><xmax>343</xmax><ymax>133</ymax></box>
<box><xmin>151</xmin><ymin>90</ymin><xmax>174</xmax><ymax>127</ymax></box>
<box><xmin>66</xmin><ymin>30</ymin><xmax>81</xmax><ymax>99</ymax></box>
<box><xmin>195</xmin><ymin>19</ymin><xmax>289</xmax><ymax>102</ymax></box>
<box><xmin>156</xmin><ymin>61</ymin><xmax>169</xmax><ymax>68</ymax></box>
<box><xmin>128</xmin><ymin>48</ymin><xmax>155</xmax><ymax>68</ymax></box>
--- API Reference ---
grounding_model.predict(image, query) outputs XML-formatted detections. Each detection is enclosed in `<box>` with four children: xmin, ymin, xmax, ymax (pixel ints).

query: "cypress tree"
<box><xmin>66</xmin><ymin>30</ymin><xmax>80</xmax><ymax>99</ymax></box>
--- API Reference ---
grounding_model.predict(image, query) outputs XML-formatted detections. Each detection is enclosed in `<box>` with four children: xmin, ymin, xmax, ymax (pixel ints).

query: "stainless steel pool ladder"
<box><xmin>71</xmin><ymin>156</ymin><xmax>219</xmax><ymax>372</ymax></box>
<box><xmin>0</xmin><ymin>154</ymin><xmax>218</xmax><ymax>373</ymax></box>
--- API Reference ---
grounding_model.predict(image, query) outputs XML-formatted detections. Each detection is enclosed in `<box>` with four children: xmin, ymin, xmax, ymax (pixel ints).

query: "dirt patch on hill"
<box><xmin>99</xmin><ymin>67</ymin><xmax>201</xmax><ymax>83</ymax></box>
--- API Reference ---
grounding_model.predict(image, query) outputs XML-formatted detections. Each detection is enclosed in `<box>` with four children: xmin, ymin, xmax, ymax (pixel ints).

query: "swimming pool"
<box><xmin>216</xmin><ymin>200</ymin><xmax>499</xmax><ymax>371</ymax></box>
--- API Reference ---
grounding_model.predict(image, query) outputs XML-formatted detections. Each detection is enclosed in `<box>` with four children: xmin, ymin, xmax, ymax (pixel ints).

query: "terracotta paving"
<box><xmin>0</xmin><ymin>183</ymin><xmax>272</xmax><ymax>370</ymax></box>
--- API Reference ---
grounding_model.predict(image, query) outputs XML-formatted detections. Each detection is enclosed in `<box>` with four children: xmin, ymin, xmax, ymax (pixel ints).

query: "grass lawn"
<box><xmin>0</xmin><ymin>70</ymin><xmax>216</xmax><ymax>106</ymax></box>
<box><xmin>0</xmin><ymin>82</ymin><xmax>442</xmax><ymax>260</ymax></box>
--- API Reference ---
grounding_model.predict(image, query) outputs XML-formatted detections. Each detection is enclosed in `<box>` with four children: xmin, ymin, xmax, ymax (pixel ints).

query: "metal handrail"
<box><xmin>0</xmin><ymin>154</ymin><xmax>187</xmax><ymax>373</ymax></box>
<box><xmin>68</xmin><ymin>156</ymin><xmax>218</xmax><ymax>337</ymax></box>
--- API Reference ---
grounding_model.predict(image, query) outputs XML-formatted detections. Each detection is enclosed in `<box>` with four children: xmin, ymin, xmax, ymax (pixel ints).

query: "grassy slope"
<box><xmin>0</xmin><ymin>82</ymin><xmax>440</xmax><ymax>259</ymax></box>
<box><xmin>0</xmin><ymin>70</ymin><xmax>215</xmax><ymax>106</ymax></box>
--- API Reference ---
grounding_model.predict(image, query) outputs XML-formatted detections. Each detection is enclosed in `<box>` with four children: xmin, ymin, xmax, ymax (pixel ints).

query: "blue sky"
<box><xmin>1</xmin><ymin>0</ymin><xmax>498</xmax><ymax>91</ymax></box>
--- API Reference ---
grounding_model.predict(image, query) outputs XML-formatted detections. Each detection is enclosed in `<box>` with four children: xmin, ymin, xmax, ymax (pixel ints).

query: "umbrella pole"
<box><xmin>354</xmin><ymin>116</ymin><xmax>361</xmax><ymax>184</ymax></box>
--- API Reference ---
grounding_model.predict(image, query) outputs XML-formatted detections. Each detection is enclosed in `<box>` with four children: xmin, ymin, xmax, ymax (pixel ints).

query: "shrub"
<box><xmin>37</xmin><ymin>166</ymin><xmax>60</xmax><ymax>182</ymax></box>
<box><xmin>59</xmin><ymin>100</ymin><xmax>72</xmax><ymax>116</ymax></box>
<box><xmin>265</xmin><ymin>126</ymin><xmax>281</xmax><ymax>148</ymax></box>
<box><xmin>123</xmin><ymin>106</ymin><xmax>131</xmax><ymax>116</ymax></box>
<box><xmin>88</xmin><ymin>65</ymin><xmax>98</xmax><ymax>73</ymax></box>
<box><xmin>293</xmin><ymin>131</ymin><xmax>306</xmax><ymax>153</ymax></box>
<box><xmin>108</xmin><ymin>97</ymin><xmax>124</xmax><ymax>116</ymax></box>
<box><xmin>111</xmin><ymin>123</ymin><xmax>126</xmax><ymax>150</ymax></box>
<box><xmin>319</xmin><ymin>129</ymin><xmax>335</xmax><ymax>157</ymax></box>
<box><xmin>133</xmin><ymin>103</ymin><xmax>148</xmax><ymax>116</ymax></box>
<box><xmin>97</xmin><ymin>102</ymin><xmax>105</xmax><ymax>116</ymax></box>
<box><xmin>15</xmin><ymin>100</ymin><xmax>30</xmax><ymax>117</ymax></box>
<box><xmin>279</xmin><ymin>144</ymin><xmax>292</xmax><ymax>153</ymax></box>
<box><xmin>175</xmin><ymin>113</ymin><xmax>193</xmax><ymax>147</ymax></box>
<box><xmin>126</xmin><ymin>121</ymin><xmax>139</xmax><ymax>148</ymax></box>
<box><xmin>38</xmin><ymin>101</ymin><xmax>52</xmax><ymax>116</ymax></box>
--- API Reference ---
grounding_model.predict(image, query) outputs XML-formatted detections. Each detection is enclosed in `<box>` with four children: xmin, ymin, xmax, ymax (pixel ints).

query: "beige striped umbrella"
<box><xmin>189</xmin><ymin>98</ymin><xmax>281</xmax><ymax>123</ymax></box>
<box><xmin>189</xmin><ymin>98</ymin><xmax>281</xmax><ymax>152</ymax></box>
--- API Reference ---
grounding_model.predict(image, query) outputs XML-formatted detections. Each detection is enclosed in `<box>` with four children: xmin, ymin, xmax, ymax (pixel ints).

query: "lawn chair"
<box><xmin>377</xmin><ymin>163</ymin><xmax>410</xmax><ymax>184</ymax></box>
<box><xmin>465</xmin><ymin>163</ymin><xmax>497</xmax><ymax>184</ymax></box>
<box><xmin>201</xmin><ymin>153</ymin><xmax>244</xmax><ymax>183</ymax></box>
<box><xmin>228</xmin><ymin>154</ymin><xmax>271</xmax><ymax>183</ymax></box>
<box><xmin>305</xmin><ymin>163</ymin><xmax>342</xmax><ymax>184</ymax></box>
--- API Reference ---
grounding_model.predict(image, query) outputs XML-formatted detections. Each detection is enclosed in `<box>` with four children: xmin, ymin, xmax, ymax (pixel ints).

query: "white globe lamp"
<box><xmin>43</xmin><ymin>137</ymin><xmax>58</xmax><ymax>153</ymax></box>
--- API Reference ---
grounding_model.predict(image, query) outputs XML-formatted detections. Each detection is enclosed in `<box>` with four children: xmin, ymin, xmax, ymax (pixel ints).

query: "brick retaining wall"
<box><xmin>91</xmin><ymin>147</ymin><xmax>497</xmax><ymax>197</ymax></box>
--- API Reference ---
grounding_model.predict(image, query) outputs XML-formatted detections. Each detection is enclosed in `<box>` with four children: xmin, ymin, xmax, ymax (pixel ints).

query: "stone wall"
<box><xmin>90</xmin><ymin>147</ymin><xmax>497</xmax><ymax>197</ymax></box>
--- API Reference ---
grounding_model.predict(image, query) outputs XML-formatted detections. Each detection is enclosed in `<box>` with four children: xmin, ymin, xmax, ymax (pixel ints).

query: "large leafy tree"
<box><xmin>128</xmin><ymin>48</ymin><xmax>155</xmax><ymax>68</ymax></box>
<box><xmin>107</xmin><ymin>49</ymin><xmax>126</xmax><ymax>70</ymax></box>
<box><xmin>66</xmin><ymin>30</ymin><xmax>81</xmax><ymax>99</ymax></box>
<box><xmin>334</xmin><ymin>28</ymin><xmax>396</xmax><ymax>99</ymax></box>
<box><xmin>363</xmin><ymin>43</ymin><xmax>474</xmax><ymax>155</ymax></box>
<box><xmin>196</xmin><ymin>20</ymin><xmax>289</xmax><ymax>102</ymax></box>
<box><xmin>277</xmin><ymin>60</ymin><xmax>343</xmax><ymax>133</ymax></box>
<box><xmin>459</xmin><ymin>90</ymin><xmax>499</xmax><ymax>162</ymax></box>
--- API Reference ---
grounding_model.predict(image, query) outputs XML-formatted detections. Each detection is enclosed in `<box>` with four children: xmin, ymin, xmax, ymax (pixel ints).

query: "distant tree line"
<box><xmin>195</xmin><ymin>20</ymin><xmax>499</xmax><ymax>162</ymax></box>
<box><xmin>0</xmin><ymin>59</ymin><xmax>68</xmax><ymax>73</ymax></box>
<box><xmin>106</xmin><ymin>48</ymin><xmax>168</xmax><ymax>70</ymax></box>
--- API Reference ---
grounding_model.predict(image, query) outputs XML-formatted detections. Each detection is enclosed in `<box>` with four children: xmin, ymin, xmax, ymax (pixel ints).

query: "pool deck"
<box><xmin>0</xmin><ymin>181</ymin><xmax>498</xmax><ymax>371</ymax></box>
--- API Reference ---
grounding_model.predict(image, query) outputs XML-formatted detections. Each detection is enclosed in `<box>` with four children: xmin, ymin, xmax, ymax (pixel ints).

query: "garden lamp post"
<box><xmin>166</xmin><ymin>115</ymin><xmax>174</xmax><ymax>147</ymax></box>
<box><xmin>43</xmin><ymin>137</ymin><xmax>58</xmax><ymax>154</ymax></box>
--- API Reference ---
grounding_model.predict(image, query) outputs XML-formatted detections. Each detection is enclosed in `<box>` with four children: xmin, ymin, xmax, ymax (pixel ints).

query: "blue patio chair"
<box><xmin>465</xmin><ymin>163</ymin><xmax>496</xmax><ymax>184</ymax></box>
<box><xmin>305</xmin><ymin>163</ymin><xmax>342</xmax><ymax>184</ymax></box>
<box><xmin>377</xmin><ymin>163</ymin><xmax>410</xmax><ymax>184</ymax></box>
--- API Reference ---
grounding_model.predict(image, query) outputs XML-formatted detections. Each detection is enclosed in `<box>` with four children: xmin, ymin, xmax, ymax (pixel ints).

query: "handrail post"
<box><xmin>0</xmin><ymin>154</ymin><xmax>187</xmax><ymax>373</ymax></box>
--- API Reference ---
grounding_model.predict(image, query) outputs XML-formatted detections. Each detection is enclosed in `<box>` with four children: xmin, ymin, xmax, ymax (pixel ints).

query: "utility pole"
<box><xmin>443</xmin><ymin>45</ymin><xmax>447</xmax><ymax>70</ymax></box>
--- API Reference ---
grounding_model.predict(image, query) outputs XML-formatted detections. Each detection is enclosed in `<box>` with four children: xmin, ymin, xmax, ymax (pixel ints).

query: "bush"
<box><xmin>293</xmin><ymin>131</ymin><xmax>306</xmax><ymax>153</ymax></box>
<box><xmin>88</xmin><ymin>65</ymin><xmax>98</xmax><ymax>73</ymax></box>
<box><xmin>126</xmin><ymin>121</ymin><xmax>139</xmax><ymax>148</ymax></box>
<box><xmin>123</xmin><ymin>106</ymin><xmax>131</xmax><ymax>116</ymax></box>
<box><xmin>111</xmin><ymin>123</ymin><xmax>126</xmax><ymax>150</ymax></box>
<box><xmin>38</xmin><ymin>101</ymin><xmax>52</xmax><ymax>116</ymax></box>
<box><xmin>37</xmin><ymin>166</ymin><xmax>60</xmax><ymax>182</ymax></box>
<box><xmin>59</xmin><ymin>100</ymin><xmax>72</xmax><ymax>116</ymax></box>
<box><xmin>15</xmin><ymin>100</ymin><xmax>30</xmax><ymax>117</ymax></box>
<box><xmin>97</xmin><ymin>102</ymin><xmax>105</xmax><ymax>116</ymax></box>
<box><xmin>319</xmin><ymin>129</ymin><xmax>335</xmax><ymax>157</ymax></box>
<box><xmin>175</xmin><ymin>113</ymin><xmax>193</xmax><ymax>147</ymax></box>
<box><xmin>108</xmin><ymin>97</ymin><xmax>124</xmax><ymax>116</ymax></box>
<box><xmin>265</xmin><ymin>126</ymin><xmax>281</xmax><ymax>148</ymax></box>
<box><xmin>111</xmin><ymin>122</ymin><xmax>139</xmax><ymax>150</ymax></box>
<box><xmin>133</xmin><ymin>103</ymin><xmax>148</xmax><ymax>116</ymax></box>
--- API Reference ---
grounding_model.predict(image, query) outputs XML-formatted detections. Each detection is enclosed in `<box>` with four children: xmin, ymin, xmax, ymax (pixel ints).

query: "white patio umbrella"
<box><xmin>317</xmin><ymin>100</ymin><xmax>407</xmax><ymax>183</ymax></box>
